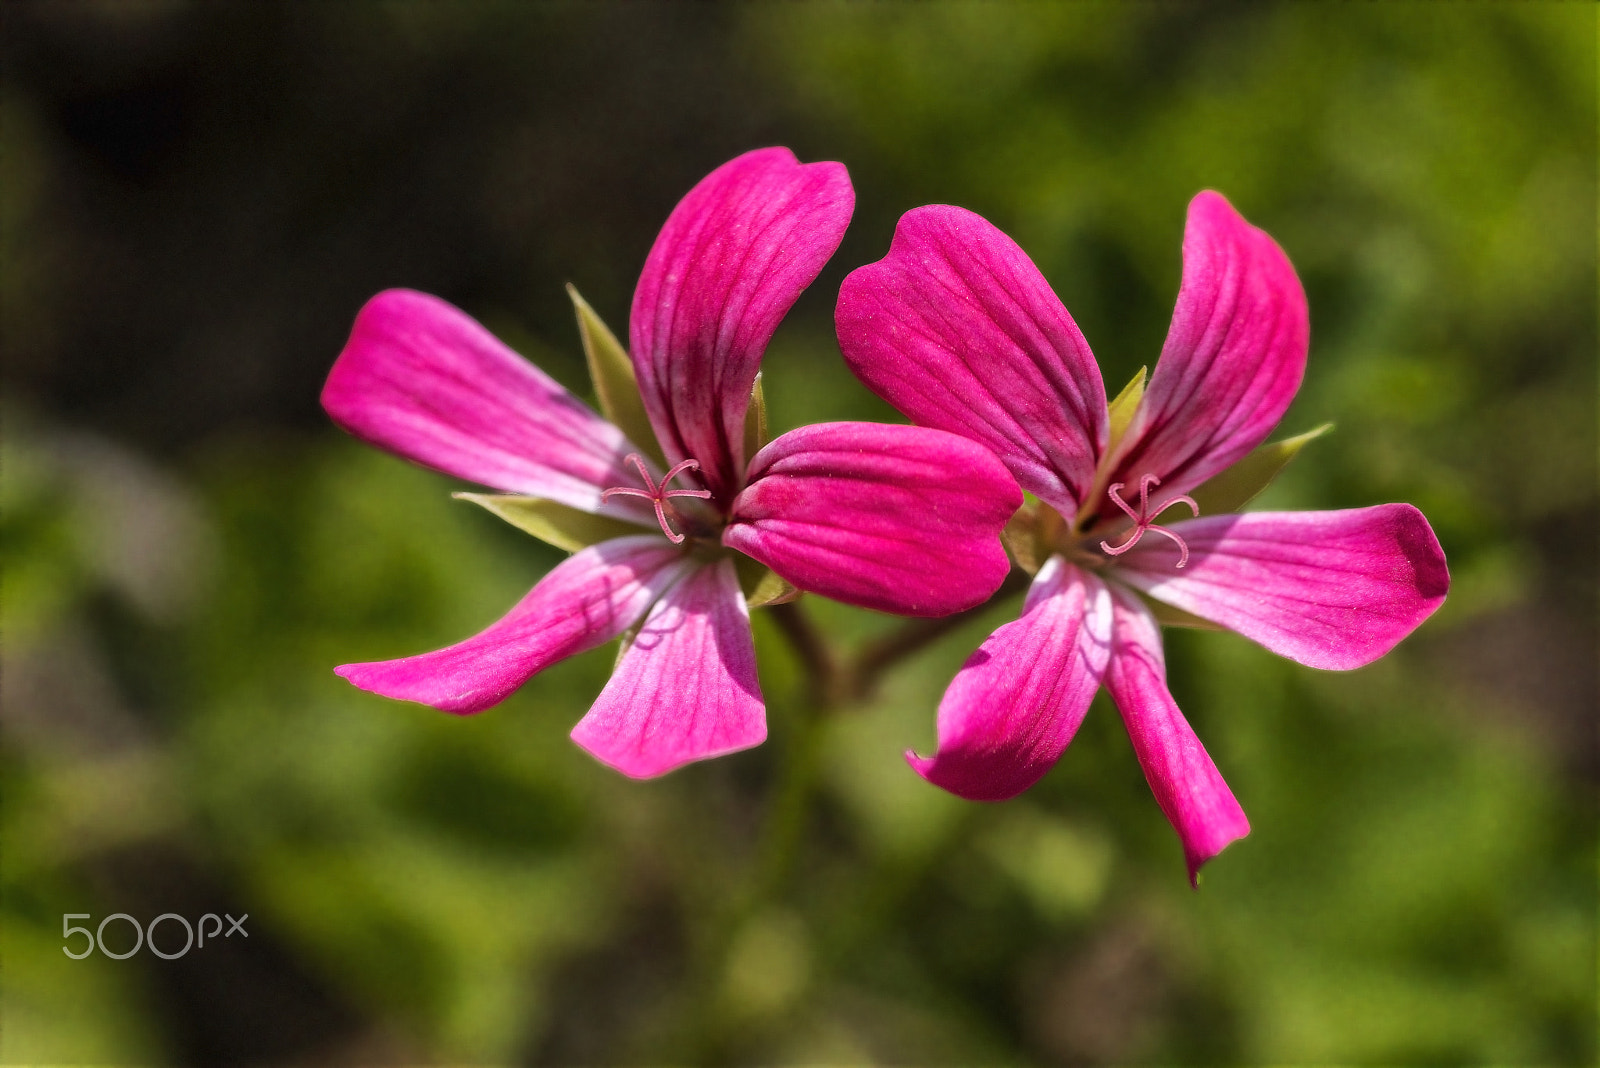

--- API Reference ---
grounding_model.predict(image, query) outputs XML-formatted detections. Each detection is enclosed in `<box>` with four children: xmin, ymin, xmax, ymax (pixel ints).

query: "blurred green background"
<box><xmin>3</xmin><ymin>3</ymin><xmax>1594</xmax><ymax>1064</ymax></box>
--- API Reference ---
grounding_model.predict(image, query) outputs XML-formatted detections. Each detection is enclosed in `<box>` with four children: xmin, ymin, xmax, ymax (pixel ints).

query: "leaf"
<box><xmin>742</xmin><ymin>372</ymin><xmax>769</xmax><ymax>465</ymax></box>
<box><xmin>736</xmin><ymin>552</ymin><xmax>797</xmax><ymax>608</ymax></box>
<box><xmin>455</xmin><ymin>493</ymin><xmax>644</xmax><ymax>553</ymax></box>
<box><xmin>567</xmin><ymin>284</ymin><xmax>666</xmax><ymax>466</ymax></box>
<box><xmin>1190</xmin><ymin>423</ymin><xmax>1333</xmax><ymax>516</ymax></box>
<box><xmin>1105</xmin><ymin>366</ymin><xmax>1147</xmax><ymax>453</ymax></box>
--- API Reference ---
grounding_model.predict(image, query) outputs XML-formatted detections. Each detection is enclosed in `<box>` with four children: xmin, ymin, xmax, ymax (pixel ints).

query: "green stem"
<box><xmin>678</xmin><ymin>574</ymin><xmax>1028</xmax><ymax>1057</ymax></box>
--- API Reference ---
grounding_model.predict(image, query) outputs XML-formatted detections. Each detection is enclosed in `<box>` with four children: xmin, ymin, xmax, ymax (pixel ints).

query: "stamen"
<box><xmin>600</xmin><ymin>453</ymin><xmax>712</xmax><ymax>544</ymax></box>
<box><xmin>1098</xmin><ymin>473</ymin><xmax>1200</xmax><ymax>568</ymax></box>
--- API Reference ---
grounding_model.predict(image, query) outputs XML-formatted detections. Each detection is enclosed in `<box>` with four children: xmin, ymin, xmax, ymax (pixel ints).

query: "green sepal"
<box><xmin>567</xmin><ymin>283</ymin><xmax>666</xmax><ymax>467</ymax></box>
<box><xmin>1000</xmin><ymin>498</ymin><xmax>1043</xmax><ymax>575</ymax></box>
<box><xmin>743</xmin><ymin>372</ymin><xmax>769</xmax><ymax>465</ymax></box>
<box><xmin>1190</xmin><ymin>423</ymin><xmax>1333</xmax><ymax>517</ymax></box>
<box><xmin>735</xmin><ymin>552</ymin><xmax>797</xmax><ymax>608</ymax></box>
<box><xmin>1105</xmin><ymin>366</ymin><xmax>1147</xmax><ymax>453</ymax></box>
<box><xmin>1146</xmin><ymin>596</ymin><xmax>1225</xmax><ymax>631</ymax></box>
<box><xmin>455</xmin><ymin>493</ymin><xmax>644</xmax><ymax>553</ymax></box>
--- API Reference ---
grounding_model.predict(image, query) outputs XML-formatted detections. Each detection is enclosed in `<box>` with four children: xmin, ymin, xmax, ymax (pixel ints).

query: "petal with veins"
<box><xmin>723</xmin><ymin>421</ymin><xmax>1021</xmax><ymax>617</ymax></box>
<box><xmin>322</xmin><ymin>289</ymin><xmax>656</xmax><ymax>520</ymax></box>
<box><xmin>1104</xmin><ymin>584</ymin><xmax>1249</xmax><ymax>886</ymax></box>
<box><xmin>630</xmin><ymin>147</ymin><xmax>853</xmax><ymax>505</ymax></box>
<box><xmin>1104</xmin><ymin>192</ymin><xmax>1308</xmax><ymax>511</ymax></box>
<box><xmin>908</xmin><ymin>558</ymin><xmax>1112</xmax><ymax>800</ymax></box>
<box><xmin>571</xmin><ymin>558</ymin><xmax>765</xmax><ymax>778</ymax></box>
<box><xmin>335</xmin><ymin>536</ymin><xmax>692</xmax><ymax>714</ymax></box>
<box><xmin>837</xmin><ymin>205</ymin><xmax>1106</xmax><ymax>516</ymax></box>
<box><xmin>1114</xmin><ymin>505</ymin><xmax>1449</xmax><ymax>670</ymax></box>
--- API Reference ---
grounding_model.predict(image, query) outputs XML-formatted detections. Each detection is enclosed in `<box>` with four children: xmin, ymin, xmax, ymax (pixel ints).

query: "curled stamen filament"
<box><xmin>1099</xmin><ymin>473</ymin><xmax>1200</xmax><ymax>568</ymax></box>
<box><xmin>600</xmin><ymin>454</ymin><xmax>712</xmax><ymax>544</ymax></box>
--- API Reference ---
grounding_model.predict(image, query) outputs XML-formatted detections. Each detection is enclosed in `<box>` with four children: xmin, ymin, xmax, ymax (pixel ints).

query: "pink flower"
<box><xmin>837</xmin><ymin>192</ymin><xmax>1449</xmax><ymax>882</ymax></box>
<box><xmin>322</xmin><ymin>148</ymin><xmax>1020</xmax><ymax>778</ymax></box>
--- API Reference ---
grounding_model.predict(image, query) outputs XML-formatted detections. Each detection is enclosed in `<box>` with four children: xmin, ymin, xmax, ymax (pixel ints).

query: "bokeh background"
<box><xmin>3</xmin><ymin>3</ymin><xmax>1595</xmax><ymax>1064</ymax></box>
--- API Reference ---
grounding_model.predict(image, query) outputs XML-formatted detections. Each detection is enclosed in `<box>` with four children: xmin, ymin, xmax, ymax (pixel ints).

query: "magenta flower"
<box><xmin>837</xmin><ymin>192</ymin><xmax>1449</xmax><ymax>881</ymax></box>
<box><xmin>322</xmin><ymin>148</ymin><xmax>1020</xmax><ymax>778</ymax></box>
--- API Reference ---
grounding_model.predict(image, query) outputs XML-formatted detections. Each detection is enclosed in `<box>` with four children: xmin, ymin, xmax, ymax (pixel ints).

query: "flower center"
<box><xmin>600</xmin><ymin>454</ymin><xmax>713</xmax><ymax>545</ymax></box>
<box><xmin>1099</xmin><ymin>473</ymin><xmax>1200</xmax><ymax>568</ymax></box>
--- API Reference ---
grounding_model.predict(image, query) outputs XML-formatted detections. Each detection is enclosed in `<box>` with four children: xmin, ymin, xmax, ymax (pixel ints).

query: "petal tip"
<box><xmin>1185</xmin><ymin>816</ymin><xmax>1250</xmax><ymax>889</ymax></box>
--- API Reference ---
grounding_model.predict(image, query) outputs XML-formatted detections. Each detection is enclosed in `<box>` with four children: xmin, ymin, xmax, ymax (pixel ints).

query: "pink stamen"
<box><xmin>600</xmin><ymin>454</ymin><xmax>712</xmax><ymax>544</ymax></box>
<box><xmin>1099</xmin><ymin>473</ymin><xmax>1200</xmax><ymax>568</ymax></box>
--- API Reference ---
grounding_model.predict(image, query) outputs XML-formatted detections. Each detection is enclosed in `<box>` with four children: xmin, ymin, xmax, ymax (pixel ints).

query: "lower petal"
<box><xmin>1104</xmin><ymin>585</ymin><xmax>1249</xmax><ymax>886</ymax></box>
<box><xmin>335</xmin><ymin>536</ymin><xmax>689</xmax><ymax>713</ymax></box>
<box><xmin>724</xmin><ymin>421</ymin><xmax>1021</xmax><ymax>617</ymax></box>
<box><xmin>1115</xmin><ymin>504</ymin><xmax>1449</xmax><ymax>670</ymax></box>
<box><xmin>909</xmin><ymin>558</ymin><xmax>1112</xmax><ymax>800</ymax></box>
<box><xmin>571</xmin><ymin>558</ymin><xmax>765</xmax><ymax>778</ymax></box>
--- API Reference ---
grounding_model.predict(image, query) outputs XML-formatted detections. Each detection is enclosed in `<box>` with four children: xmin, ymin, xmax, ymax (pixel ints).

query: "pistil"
<box><xmin>1099</xmin><ymin>473</ymin><xmax>1200</xmax><ymax>567</ymax></box>
<box><xmin>601</xmin><ymin>454</ymin><xmax>712</xmax><ymax>544</ymax></box>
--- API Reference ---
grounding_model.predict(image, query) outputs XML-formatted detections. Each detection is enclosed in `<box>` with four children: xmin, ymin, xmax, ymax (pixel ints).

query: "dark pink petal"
<box><xmin>723</xmin><ymin>421</ymin><xmax>1021</xmax><ymax>617</ymax></box>
<box><xmin>323</xmin><ymin>289</ymin><xmax>655</xmax><ymax>519</ymax></box>
<box><xmin>630</xmin><ymin>148</ymin><xmax>853</xmax><ymax>505</ymax></box>
<box><xmin>1104</xmin><ymin>585</ymin><xmax>1249</xmax><ymax>886</ymax></box>
<box><xmin>837</xmin><ymin>205</ymin><xmax>1107</xmax><ymax>516</ymax></box>
<box><xmin>571</xmin><ymin>558</ymin><xmax>764</xmax><ymax>778</ymax></box>
<box><xmin>1103</xmin><ymin>192</ymin><xmax>1308</xmax><ymax>514</ymax></box>
<box><xmin>1114</xmin><ymin>505</ymin><xmax>1449</xmax><ymax>670</ymax></box>
<box><xmin>335</xmin><ymin>536</ymin><xmax>691</xmax><ymax>713</ymax></box>
<box><xmin>908</xmin><ymin>559</ymin><xmax>1112</xmax><ymax>799</ymax></box>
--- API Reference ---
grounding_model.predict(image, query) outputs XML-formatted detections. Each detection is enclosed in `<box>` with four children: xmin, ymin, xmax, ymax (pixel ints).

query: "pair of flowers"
<box><xmin>324</xmin><ymin>148</ymin><xmax>1447</xmax><ymax>880</ymax></box>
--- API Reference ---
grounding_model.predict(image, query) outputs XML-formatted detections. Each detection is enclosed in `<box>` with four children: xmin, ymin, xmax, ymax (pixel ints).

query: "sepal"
<box><xmin>1106</xmin><ymin>366</ymin><xmax>1147</xmax><ymax>454</ymax></box>
<box><xmin>742</xmin><ymin>372</ymin><xmax>770</xmax><ymax>468</ymax></box>
<box><xmin>567</xmin><ymin>284</ymin><xmax>666</xmax><ymax>466</ymax></box>
<box><xmin>736</xmin><ymin>551</ymin><xmax>798</xmax><ymax>608</ymax></box>
<box><xmin>455</xmin><ymin>492</ymin><xmax>646</xmax><ymax>553</ymax></box>
<box><xmin>1189</xmin><ymin>423</ymin><xmax>1331</xmax><ymax>516</ymax></box>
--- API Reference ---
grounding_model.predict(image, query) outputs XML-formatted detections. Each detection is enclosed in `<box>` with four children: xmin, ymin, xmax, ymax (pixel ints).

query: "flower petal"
<box><xmin>323</xmin><ymin>289</ymin><xmax>655</xmax><ymax>520</ymax></box>
<box><xmin>1114</xmin><ymin>505</ymin><xmax>1449</xmax><ymax>670</ymax></box>
<box><xmin>836</xmin><ymin>205</ymin><xmax>1107</xmax><ymax>516</ymax></box>
<box><xmin>630</xmin><ymin>148</ymin><xmax>853</xmax><ymax>505</ymax></box>
<box><xmin>723</xmin><ymin>421</ymin><xmax>1022</xmax><ymax>617</ymax></box>
<box><xmin>571</xmin><ymin>558</ymin><xmax>764</xmax><ymax>778</ymax></box>
<box><xmin>1103</xmin><ymin>192</ymin><xmax>1309</xmax><ymax>512</ymax></box>
<box><xmin>1104</xmin><ymin>585</ymin><xmax>1249</xmax><ymax>886</ymax></box>
<box><xmin>908</xmin><ymin>558</ymin><xmax>1112</xmax><ymax>800</ymax></box>
<box><xmin>335</xmin><ymin>536</ymin><xmax>690</xmax><ymax>713</ymax></box>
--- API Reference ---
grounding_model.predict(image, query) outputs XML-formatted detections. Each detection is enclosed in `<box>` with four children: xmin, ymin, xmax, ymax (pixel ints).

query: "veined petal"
<box><xmin>909</xmin><ymin>559</ymin><xmax>1112</xmax><ymax>800</ymax></box>
<box><xmin>723</xmin><ymin>422</ymin><xmax>1021</xmax><ymax>617</ymax></box>
<box><xmin>1114</xmin><ymin>505</ymin><xmax>1449</xmax><ymax>670</ymax></box>
<box><xmin>1103</xmin><ymin>192</ymin><xmax>1308</xmax><ymax>513</ymax></box>
<box><xmin>837</xmin><ymin>205</ymin><xmax>1107</xmax><ymax>516</ymax></box>
<box><xmin>630</xmin><ymin>148</ymin><xmax>853</xmax><ymax>506</ymax></box>
<box><xmin>1104</xmin><ymin>585</ymin><xmax>1249</xmax><ymax>886</ymax></box>
<box><xmin>571</xmin><ymin>558</ymin><xmax>764</xmax><ymax>778</ymax></box>
<box><xmin>335</xmin><ymin>536</ymin><xmax>691</xmax><ymax>714</ymax></box>
<box><xmin>323</xmin><ymin>289</ymin><xmax>656</xmax><ymax>521</ymax></box>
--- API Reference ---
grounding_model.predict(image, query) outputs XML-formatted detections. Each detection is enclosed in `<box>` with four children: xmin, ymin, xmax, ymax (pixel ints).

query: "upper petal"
<box><xmin>722</xmin><ymin>421</ymin><xmax>1022</xmax><ymax>617</ymax></box>
<box><xmin>323</xmin><ymin>289</ymin><xmax>655</xmax><ymax>519</ymax></box>
<box><xmin>571</xmin><ymin>558</ymin><xmax>765</xmax><ymax>778</ymax></box>
<box><xmin>629</xmin><ymin>148</ymin><xmax>854</xmax><ymax>506</ymax></box>
<box><xmin>1114</xmin><ymin>504</ymin><xmax>1449</xmax><ymax>670</ymax></box>
<box><xmin>908</xmin><ymin>558</ymin><xmax>1113</xmax><ymax>800</ymax></box>
<box><xmin>837</xmin><ymin>205</ymin><xmax>1107</xmax><ymax>517</ymax></box>
<box><xmin>1102</xmin><ymin>192</ymin><xmax>1308</xmax><ymax>514</ymax></box>
<box><xmin>335</xmin><ymin>535</ymin><xmax>692</xmax><ymax>713</ymax></box>
<box><xmin>1104</xmin><ymin>584</ymin><xmax>1250</xmax><ymax>886</ymax></box>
